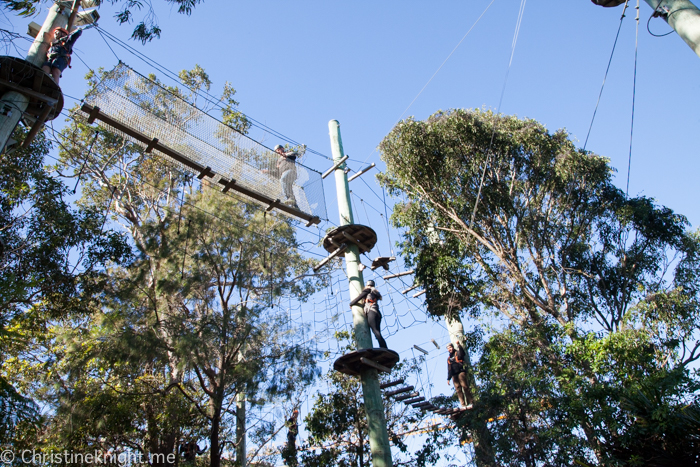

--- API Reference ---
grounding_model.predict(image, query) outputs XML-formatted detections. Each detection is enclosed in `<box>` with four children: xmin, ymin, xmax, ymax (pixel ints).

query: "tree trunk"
<box><xmin>444</xmin><ymin>314</ymin><xmax>497</xmax><ymax>467</ymax></box>
<box><xmin>210</xmin><ymin>396</ymin><xmax>223</xmax><ymax>467</ymax></box>
<box><xmin>236</xmin><ymin>391</ymin><xmax>246</xmax><ymax>467</ymax></box>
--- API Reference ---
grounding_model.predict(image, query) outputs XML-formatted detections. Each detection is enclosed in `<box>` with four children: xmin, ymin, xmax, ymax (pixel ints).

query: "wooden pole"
<box><xmin>328</xmin><ymin>120</ymin><xmax>393</xmax><ymax>467</ymax></box>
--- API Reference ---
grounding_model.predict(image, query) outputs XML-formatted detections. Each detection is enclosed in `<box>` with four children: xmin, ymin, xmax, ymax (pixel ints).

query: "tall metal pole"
<box><xmin>644</xmin><ymin>0</ymin><xmax>700</xmax><ymax>58</ymax></box>
<box><xmin>0</xmin><ymin>1</ymin><xmax>72</xmax><ymax>151</ymax></box>
<box><xmin>328</xmin><ymin>120</ymin><xmax>393</xmax><ymax>467</ymax></box>
<box><xmin>236</xmin><ymin>342</ymin><xmax>247</xmax><ymax>467</ymax></box>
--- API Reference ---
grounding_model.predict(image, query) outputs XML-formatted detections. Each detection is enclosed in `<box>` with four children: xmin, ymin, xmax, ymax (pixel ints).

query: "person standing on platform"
<box><xmin>273</xmin><ymin>144</ymin><xmax>298</xmax><ymax>207</ymax></box>
<box><xmin>349</xmin><ymin>280</ymin><xmax>387</xmax><ymax>349</ymax></box>
<box><xmin>446</xmin><ymin>342</ymin><xmax>473</xmax><ymax>409</ymax></box>
<box><xmin>42</xmin><ymin>26</ymin><xmax>89</xmax><ymax>85</ymax></box>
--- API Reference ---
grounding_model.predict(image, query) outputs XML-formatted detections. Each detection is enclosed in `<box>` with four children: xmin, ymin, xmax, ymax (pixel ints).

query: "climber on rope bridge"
<box><xmin>273</xmin><ymin>144</ymin><xmax>299</xmax><ymax>207</ymax></box>
<box><xmin>349</xmin><ymin>280</ymin><xmax>388</xmax><ymax>349</ymax></box>
<box><xmin>447</xmin><ymin>342</ymin><xmax>473</xmax><ymax>409</ymax></box>
<box><xmin>42</xmin><ymin>25</ymin><xmax>93</xmax><ymax>85</ymax></box>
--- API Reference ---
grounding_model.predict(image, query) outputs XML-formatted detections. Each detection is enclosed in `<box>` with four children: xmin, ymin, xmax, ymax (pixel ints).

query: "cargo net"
<box><xmin>82</xmin><ymin>63</ymin><xmax>326</xmax><ymax>223</ymax></box>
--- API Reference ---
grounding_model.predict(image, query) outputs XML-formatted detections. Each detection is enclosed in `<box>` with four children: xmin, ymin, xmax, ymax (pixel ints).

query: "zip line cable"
<box><xmin>361</xmin><ymin>0</ymin><xmax>498</xmax><ymax>165</ymax></box>
<box><xmin>395</xmin><ymin>0</ymin><xmax>498</xmax><ymax>125</ymax></box>
<box><xmin>627</xmin><ymin>0</ymin><xmax>640</xmax><ymax>197</ymax></box>
<box><xmin>95</xmin><ymin>26</ymin><xmax>120</xmax><ymax>62</ymax></box>
<box><xmin>471</xmin><ymin>0</ymin><xmax>527</xmax><ymax>226</ymax></box>
<box><xmin>583</xmin><ymin>0</ymin><xmax>631</xmax><ymax>151</ymax></box>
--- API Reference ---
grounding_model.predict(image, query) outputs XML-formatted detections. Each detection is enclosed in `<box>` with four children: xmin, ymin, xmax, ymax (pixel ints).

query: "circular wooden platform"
<box><xmin>333</xmin><ymin>348</ymin><xmax>400</xmax><ymax>376</ymax></box>
<box><xmin>0</xmin><ymin>56</ymin><xmax>63</xmax><ymax>121</ymax></box>
<box><xmin>322</xmin><ymin>224</ymin><xmax>377</xmax><ymax>254</ymax></box>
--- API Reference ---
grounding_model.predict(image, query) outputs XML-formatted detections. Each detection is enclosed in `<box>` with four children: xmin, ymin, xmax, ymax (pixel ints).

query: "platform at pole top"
<box><xmin>81</xmin><ymin>63</ymin><xmax>326</xmax><ymax>223</ymax></box>
<box><xmin>322</xmin><ymin>224</ymin><xmax>377</xmax><ymax>254</ymax></box>
<box><xmin>334</xmin><ymin>348</ymin><xmax>400</xmax><ymax>376</ymax></box>
<box><xmin>0</xmin><ymin>56</ymin><xmax>63</xmax><ymax>120</ymax></box>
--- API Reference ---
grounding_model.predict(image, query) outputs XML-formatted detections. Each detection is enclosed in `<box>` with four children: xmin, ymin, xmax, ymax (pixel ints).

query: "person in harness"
<box><xmin>446</xmin><ymin>342</ymin><xmax>473</xmax><ymax>409</ymax></box>
<box><xmin>281</xmin><ymin>408</ymin><xmax>299</xmax><ymax>467</ymax></box>
<box><xmin>349</xmin><ymin>280</ymin><xmax>387</xmax><ymax>349</ymax></box>
<box><xmin>273</xmin><ymin>144</ymin><xmax>298</xmax><ymax>207</ymax></box>
<box><xmin>41</xmin><ymin>26</ymin><xmax>88</xmax><ymax>85</ymax></box>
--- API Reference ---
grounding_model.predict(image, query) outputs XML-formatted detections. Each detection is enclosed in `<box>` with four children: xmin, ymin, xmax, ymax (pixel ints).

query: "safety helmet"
<box><xmin>273</xmin><ymin>144</ymin><xmax>284</xmax><ymax>151</ymax></box>
<box><xmin>366</xmin><ymin>280</ymin><xmax>375</xmax><ymax>287</ymax></box>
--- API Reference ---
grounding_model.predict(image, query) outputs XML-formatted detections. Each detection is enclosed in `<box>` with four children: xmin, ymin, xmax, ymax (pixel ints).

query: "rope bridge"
<box><xmin>81</xmin><ymin>63</ymin><xmax>326</xmax><ymax>225</ymax></box>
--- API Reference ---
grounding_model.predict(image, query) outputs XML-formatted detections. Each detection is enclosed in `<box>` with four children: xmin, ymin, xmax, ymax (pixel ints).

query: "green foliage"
<box><xmin>0</xmin><ymin>376</ymin><xmax>39</xmax><ymax>443</ymax></box>
<box><xmin>0</xmin><ymin>0</ymin><xmax>203</xmax><ymax>43</ymax></box>
<box><xmin>0</xmin><ymin>128</ymin><xmax>130</xmax><ymax>446</ymax></box>
<box><xmin>379</xmin><ymin>109</ymin><xmax>700</xmax><ymax>465</ymax></box>
<box><xmin>8</xmin><ymin>65</ymin><xmax>324</xmax><ymax>467</ymax></box>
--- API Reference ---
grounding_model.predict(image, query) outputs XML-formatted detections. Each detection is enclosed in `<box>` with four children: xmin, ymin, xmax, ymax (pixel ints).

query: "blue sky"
<box><xmin>20</xmin><ymin>0</ymin><xmax>695</xmax><ymax>225</ymax></box>
<box><xmin>5</xmin><ymin>0</ymin><xmax>700</xmax><ymax>461</ymax></box>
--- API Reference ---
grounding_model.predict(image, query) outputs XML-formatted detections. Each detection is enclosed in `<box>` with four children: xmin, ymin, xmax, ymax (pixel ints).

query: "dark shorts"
<box><xmin>44</xmin><ymin>56</ymin><xmax>69</xmax><ymax>72</ymax></box>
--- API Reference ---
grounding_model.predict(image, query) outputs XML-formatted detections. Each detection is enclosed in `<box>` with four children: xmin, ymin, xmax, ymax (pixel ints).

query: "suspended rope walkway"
<box><xmin>79</xmin><ymin>62</ymin><xmax>327</xmax><ymax>225</ymax></box>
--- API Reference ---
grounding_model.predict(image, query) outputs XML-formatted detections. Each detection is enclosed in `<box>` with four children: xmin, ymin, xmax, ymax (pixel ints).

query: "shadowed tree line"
<box><xmin>1</xmin><ymin>67</ymin><xmax>324</xmax><ymax>467</ymax></box>
<box><xmin>380</xmin><ymin>108</ymin><xmax>700</xmax><ymax>466</ymax></box>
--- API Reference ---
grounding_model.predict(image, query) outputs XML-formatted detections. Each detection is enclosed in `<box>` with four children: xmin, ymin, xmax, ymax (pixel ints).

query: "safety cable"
<box><xmin>471</xmin><ymin>0</ymin><xmax>527</xmax><ymax>226</ymax></box>
<box><xmin>583</xmin><ymin>0</ymin><xmax>631</xmax><ymax>151</ymax></box>
<box><xmin>626</xmin><ymin>0</ymin><xmax>640</xmax><ymax>197</ymax></box>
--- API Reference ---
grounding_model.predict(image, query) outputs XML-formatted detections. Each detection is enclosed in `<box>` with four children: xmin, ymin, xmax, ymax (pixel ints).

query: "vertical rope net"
<box><xmin>82</xmin><ymin>63</ymin><xmax>327</xmax><ymax>222</ymax></box>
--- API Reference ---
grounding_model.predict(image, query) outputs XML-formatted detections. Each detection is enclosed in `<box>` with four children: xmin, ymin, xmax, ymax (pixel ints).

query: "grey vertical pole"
<box><xmin>643</xmin><ymin>0</ymin><xmax>700</xmax><ymax>58</ymax></box>
<box><xmin>236</xmin><ymin>392</ymin><xmax>246</xmax><ymax>467</ymax></box>
<box><xmin>0</xmin><ymin>1</ymin><xmax>72</xmax><ymax>151</ymax></box>
<box><xmin>328</xmin><ymin>120</ymin><xmax>393</xmax><ymax>467</ymax></box>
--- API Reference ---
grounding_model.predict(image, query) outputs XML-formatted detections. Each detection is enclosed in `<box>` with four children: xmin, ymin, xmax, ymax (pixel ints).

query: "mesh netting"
<box><xmin>83</xmin><ymin>63</ymin><xmax>326</xmax><ymax>222</ymax></box>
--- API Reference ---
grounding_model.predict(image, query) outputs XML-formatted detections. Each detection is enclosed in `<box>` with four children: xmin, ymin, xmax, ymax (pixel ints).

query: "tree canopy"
<box><xmin>379</xmin><ymin>109</ymin><xmax>700</xmax><ymax>465</ymax></box>
<box><xmin>0</xmin><ymin>126</ymin><xmax>131</xmax><ymax>446</ymax></box>
<box><xmin>2</xmin><ymin>67</ymin><xmax>323</xmax><ymax>467</ymax></box>
<box><xmin>2</xmin><ymin>0</ymin><xmax>203</xmax><ymax>43</ymax></box>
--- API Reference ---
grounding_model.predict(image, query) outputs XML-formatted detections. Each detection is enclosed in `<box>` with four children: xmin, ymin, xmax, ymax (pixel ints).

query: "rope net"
<box><xmin>83</xmin><ymin>63</ymin><xmax>327</xmax><ymax>221</ymax></box>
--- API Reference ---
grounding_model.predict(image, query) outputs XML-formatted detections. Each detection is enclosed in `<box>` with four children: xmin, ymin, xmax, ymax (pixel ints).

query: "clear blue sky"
<box><xmin>6</xmin><ymin>0</ymin><xmax>700</xmax><ymax>461</ymax></box>
<box><xmin>8</xmin><ymin>0</ymin><xmax>694</xmax><ymax>225</ymax></box>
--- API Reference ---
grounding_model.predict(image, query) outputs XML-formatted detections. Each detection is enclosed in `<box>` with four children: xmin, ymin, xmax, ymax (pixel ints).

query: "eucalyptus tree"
<box><xmin>13</xmin><ymin>67</ymin><xmax>324</xmax><ymax>466</ymax></box>
<box><xmin>379</xmin><ymin>109</ymin><xmax>700</xmax><ymax>465</ymax></box>
<box><xmin>0</xmin><ymin>127</ymin><xmax>130</xmax><ymax>447</ymax></box>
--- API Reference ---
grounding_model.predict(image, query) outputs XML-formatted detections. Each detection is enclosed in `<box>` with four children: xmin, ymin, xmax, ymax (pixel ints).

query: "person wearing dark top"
<box><xmin>446</xmin><ymin>342</ymin><xmax>473</xmax><ymax>408</ymax></box>
<box><xmin>281</xmin><ymin>409</ymin><xmax>299</xmax><ymax>467</ymax></box>
<box><xmin>349</xmin><ymin>280</ymin><xmax>387</xmax><ymax>349</ymax></box>
<box><xmin>42</xmin><ymin>27</ymin><xmax>83</xmax><ymax>84</ymax></box>
<box><xmin>273</xmin><ymin>144</ymin><xmax>298</xmax><ymax>206</ymax></box>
